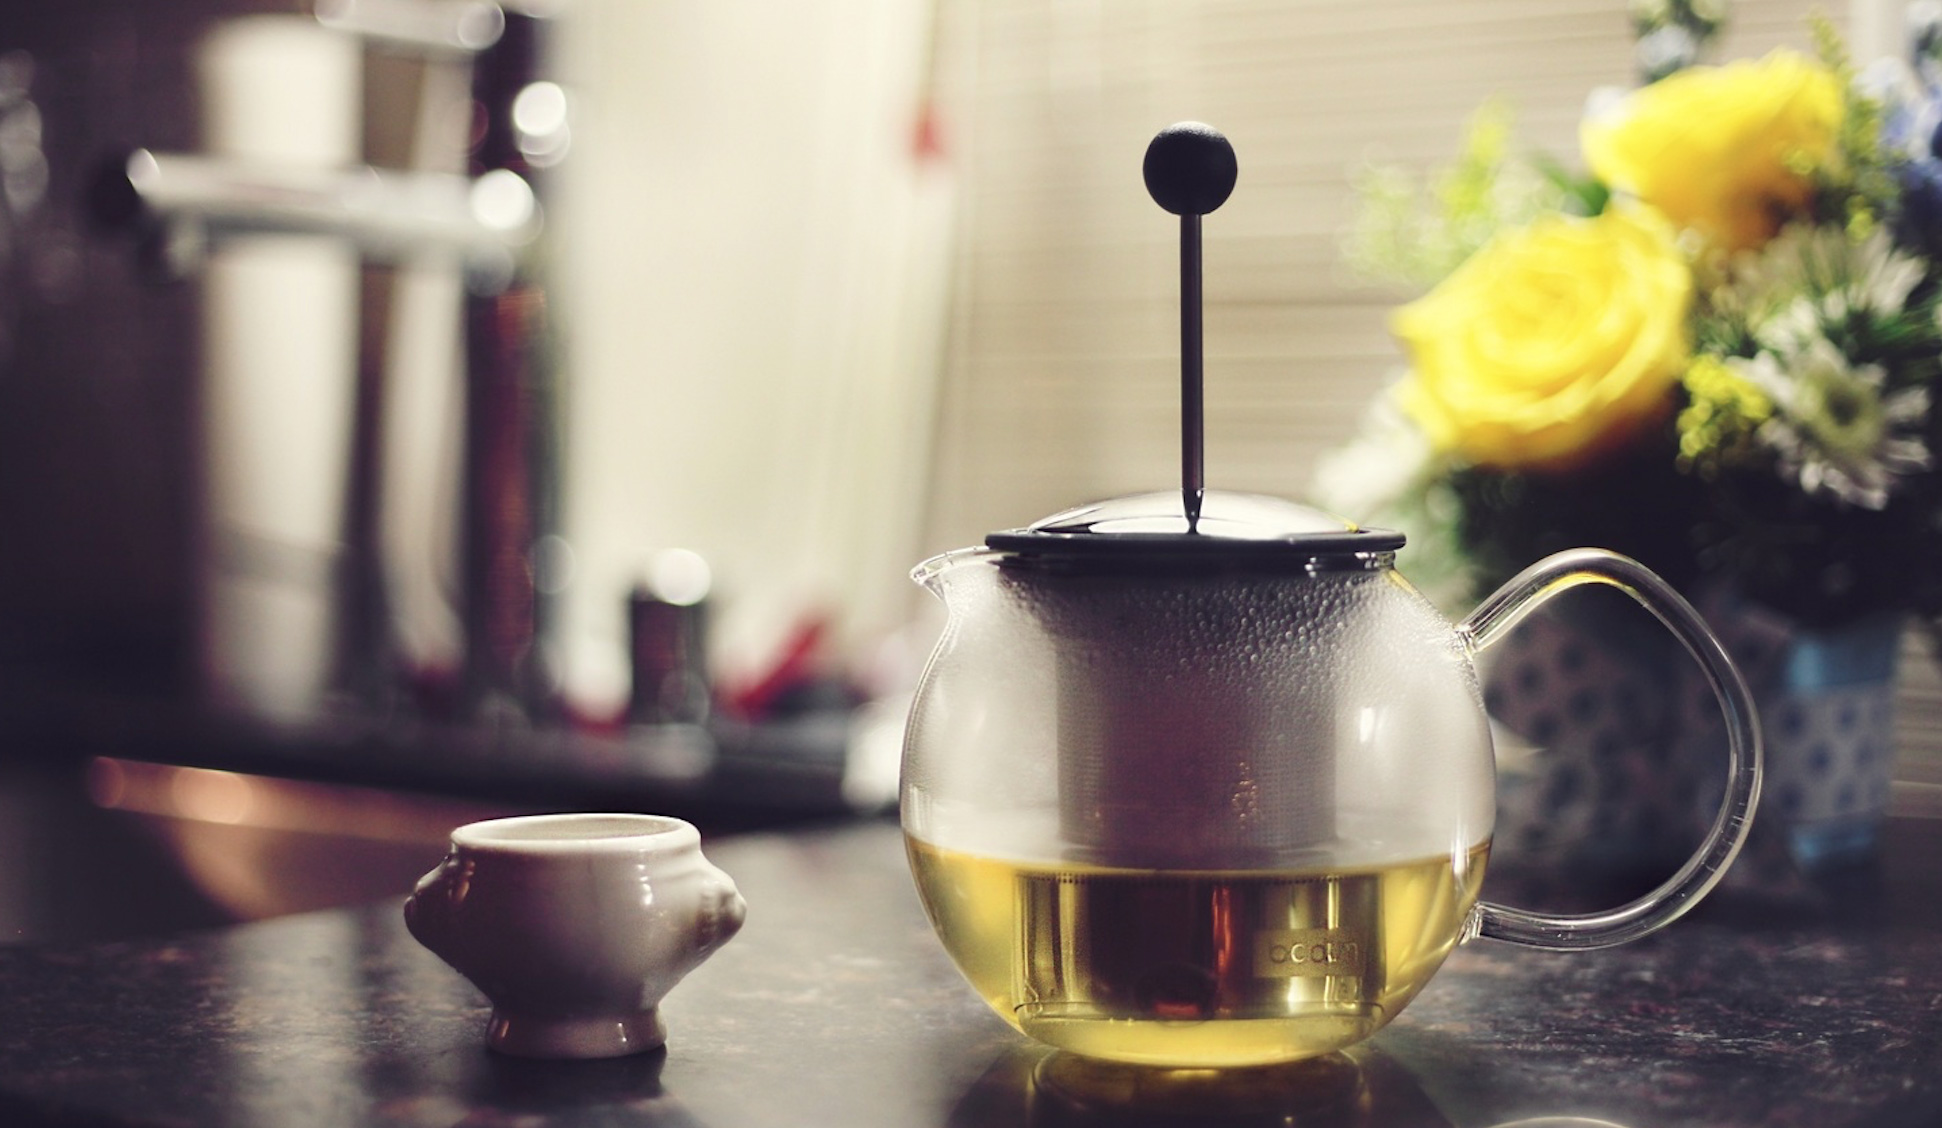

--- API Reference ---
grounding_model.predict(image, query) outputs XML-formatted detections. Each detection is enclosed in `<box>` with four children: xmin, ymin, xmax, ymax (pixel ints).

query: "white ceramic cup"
<box><xmin>405</xmin><ymin>812</ymin><xmax>747</xmax><ymax>1059</ymax></box>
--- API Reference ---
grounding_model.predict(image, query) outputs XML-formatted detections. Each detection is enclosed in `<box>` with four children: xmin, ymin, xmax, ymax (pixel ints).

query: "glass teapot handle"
<box><xmin>1455</xmin><ymin>549</ymin><xmax>1763</xmax><ymax>950</ymax></box>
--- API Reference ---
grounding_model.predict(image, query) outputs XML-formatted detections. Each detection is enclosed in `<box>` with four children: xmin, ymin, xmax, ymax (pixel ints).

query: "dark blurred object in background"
<box><xmin>0</xmin><ymin>2</ymin><xmax>290</xmax><ymax>701</ymax></box>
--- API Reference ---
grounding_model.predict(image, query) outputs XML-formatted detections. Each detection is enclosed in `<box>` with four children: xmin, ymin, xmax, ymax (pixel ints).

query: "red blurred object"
<box><xmin>721</xmin><ymin>617</ymin><xmax>843</xmax><ymax>721</ymax></box>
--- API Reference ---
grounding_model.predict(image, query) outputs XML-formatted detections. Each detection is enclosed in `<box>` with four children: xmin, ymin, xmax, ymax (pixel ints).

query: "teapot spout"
<box><xmin>911</xmin><ymin>547</ymin><xmax>999</xmax><ymax>601</ymax></box>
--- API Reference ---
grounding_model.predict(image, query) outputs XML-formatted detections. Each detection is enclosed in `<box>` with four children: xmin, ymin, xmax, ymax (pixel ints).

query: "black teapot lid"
<box><xmin>986</xmin><ymin>489</ymin><xmax>1404</xmax><ymax>562</ymax></box>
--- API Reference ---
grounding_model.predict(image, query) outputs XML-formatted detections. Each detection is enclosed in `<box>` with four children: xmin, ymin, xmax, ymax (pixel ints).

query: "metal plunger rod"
<box><xmin>1180</xmin><ymin>213</ymin><xmax>1205</xmax><ymax>530</ymax></box>
<box><xmin>1141</xmin><ymin>122</ymin><xmax>1236</xmax><ymax>535</ymax></box>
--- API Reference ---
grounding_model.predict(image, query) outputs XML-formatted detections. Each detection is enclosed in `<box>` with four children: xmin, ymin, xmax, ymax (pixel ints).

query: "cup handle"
<box><xmin>693</xmin><ymin>870</ymin><xmax>748</xmax><ymax>954</ymax></box>
<box><xmin>1455</xmin><ymin>548</ymin><xmax>1763</xmax><ymax>950</ymax></box>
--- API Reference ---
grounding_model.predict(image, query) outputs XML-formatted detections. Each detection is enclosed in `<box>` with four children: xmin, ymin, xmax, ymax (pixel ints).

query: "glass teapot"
<box><xmin>898</xmin><ymin>124</ymin><xmax>1761</xmax><ymax>1070</ymax></box>
<box><xmin>900</xmin><ymin>490</ymin><xmax>1761</xmax><ymax>1069</ymax></box>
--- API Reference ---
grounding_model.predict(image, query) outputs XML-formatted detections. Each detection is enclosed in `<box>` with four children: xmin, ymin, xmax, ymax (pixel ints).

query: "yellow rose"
<box><xmin>1581</xmin><ymin>49</ymin><xmax>1842</xmax><ymax>253</ymax></box>
<box><xmin>1393</xmin><ymin>207</ymin><xmax>1692</xmax><ymax>469</ymax></box>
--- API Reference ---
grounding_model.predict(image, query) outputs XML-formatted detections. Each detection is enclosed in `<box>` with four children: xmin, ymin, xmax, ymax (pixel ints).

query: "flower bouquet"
<box><xmin>1318</xmin><ymin>7</ymin><xmax>1942</xmax><ymax>887</ymax></box>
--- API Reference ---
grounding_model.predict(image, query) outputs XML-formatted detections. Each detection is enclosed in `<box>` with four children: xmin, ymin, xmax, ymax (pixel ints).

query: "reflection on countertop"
<box><xmin>0</xmin><ymin>693</ymin><xmax>884</xmax><ymax>946</ymax></box>
<box><xmin>0</xmin><ymin>818</ymin><xmax>1939</xmax><ymax>1127</ymax></box>
<box><xmin>0</xmin><ymin>755</ymin><xmax>510</xmax><ymax>945</ymax></box>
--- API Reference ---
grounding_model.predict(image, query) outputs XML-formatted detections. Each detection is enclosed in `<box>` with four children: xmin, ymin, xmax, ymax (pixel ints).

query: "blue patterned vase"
<box><xmin>1485</xmin><ymin>585</ymin><xmax>1904</xmax><ymax>896</ymax></box>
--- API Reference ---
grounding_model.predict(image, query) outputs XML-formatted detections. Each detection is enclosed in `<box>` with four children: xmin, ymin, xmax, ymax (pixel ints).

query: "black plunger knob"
<box><xmin>1145</xmin><ymin>123</ymin><xmax>1235</xmax><ymax>534</ymax></box>
<box><xmin>1142</xmin><ymin>122</ymin><xmax>1237</xmax><ymax>216</ymax></box>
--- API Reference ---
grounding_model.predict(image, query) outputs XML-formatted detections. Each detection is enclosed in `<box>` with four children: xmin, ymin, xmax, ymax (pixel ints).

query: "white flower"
<box><xmin>1309</xmin><ymin>385</ymin><xmax>1477</xmax><ymax>609</ymax></box>
<box><xmin>1727</xmin><ymin>225</ymin><xmax>1927</xmax><ymax>335</ymax></box>
<box><xmin>1731</xmin><ymin>341</ymin><xmax>1933</xmax><ymax>509</ymax></box>
<box><xmin>1309</xmin><ymin>383</ymin><xmax>1438</xmax><ymax>521</ymax></box>
<box><xmin>1637</xmin><ymin>26</ymin><xmax>1702</xmax><ymax>79</ymax></box>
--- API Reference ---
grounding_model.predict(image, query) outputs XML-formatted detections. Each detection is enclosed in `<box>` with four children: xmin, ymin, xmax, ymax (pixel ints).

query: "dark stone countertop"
<box><xmin>1</xmin><ymin>817</ymin><xmax>1940</xmax><ymax>1128</ymax></box>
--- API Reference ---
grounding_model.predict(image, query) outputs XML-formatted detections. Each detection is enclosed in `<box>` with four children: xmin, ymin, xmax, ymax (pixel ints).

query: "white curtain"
<box><xmin>552</xmin><ymin>0</ymin><xmax>955</xmax><ymax>716</ymax></box>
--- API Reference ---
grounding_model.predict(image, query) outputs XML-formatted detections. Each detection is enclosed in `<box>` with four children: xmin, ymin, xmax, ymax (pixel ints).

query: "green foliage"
<box><xmin>1344</xmin><ymin>102</ymin><xmax>1570</xmax><ymax>288</ymax></box>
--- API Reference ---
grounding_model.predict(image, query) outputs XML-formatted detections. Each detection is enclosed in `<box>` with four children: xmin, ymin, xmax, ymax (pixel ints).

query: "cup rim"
<box><xmin>450</xmin><ymin>812</ymin><xmax>700</xmax><ymax>854</ymax></box>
